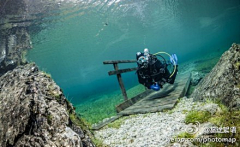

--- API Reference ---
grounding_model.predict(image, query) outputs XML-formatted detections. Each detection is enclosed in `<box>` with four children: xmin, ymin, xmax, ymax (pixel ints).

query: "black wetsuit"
<box><xmin>136</xmin><ymin>53</ymin><xmax>178</xmax><ymax>89</ymax></box>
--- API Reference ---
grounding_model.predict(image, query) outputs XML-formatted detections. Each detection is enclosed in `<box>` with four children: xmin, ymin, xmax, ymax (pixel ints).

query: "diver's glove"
<box><xmin>170</xmin><ymin>54</ymin><xmax>178</xmax><ymax>65</ymax></box>
<box><xmin>150</xmin><ymin>83</ymin><xmax>160</xmax><ymax>91</ymax></box>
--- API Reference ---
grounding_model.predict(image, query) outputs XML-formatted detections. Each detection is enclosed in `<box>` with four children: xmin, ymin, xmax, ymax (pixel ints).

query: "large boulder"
<box><xmin>0</xmin><ymin>63</ymin><xmax>95</xmax><ymax>147</ymax></box>
<box><xmin>190</xmin><ymin>71</ymin><xmax>205</xmax><ymax>86</ymax></box>
<box><xmin>191</xmin><ymin>43</ymin><xmax>240</xmax><ymax>109</ymax></box>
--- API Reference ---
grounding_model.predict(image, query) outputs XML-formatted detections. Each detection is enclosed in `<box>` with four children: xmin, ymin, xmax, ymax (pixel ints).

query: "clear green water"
<box><xmin>26</xmin><ymin>0</ymin><xmax>240</xmax><ymax>124</ymax></box>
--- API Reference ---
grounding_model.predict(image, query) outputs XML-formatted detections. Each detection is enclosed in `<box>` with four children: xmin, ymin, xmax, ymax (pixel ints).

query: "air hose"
<box><xmin>153</xmin><ymin>52</ymin><xmax>177</xmax><ymax>78</ymax></box>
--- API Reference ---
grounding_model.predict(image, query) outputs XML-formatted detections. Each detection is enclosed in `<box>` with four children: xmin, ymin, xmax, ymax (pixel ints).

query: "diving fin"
<box><xmin>170</xmin><ymin>54</ymin><xmax>178</xmax><ymax>65</ymax></box>
<box><xmin>150</xmin><ymin>83</ymin><xmax>160</xmax><ymax>91</ymax></box>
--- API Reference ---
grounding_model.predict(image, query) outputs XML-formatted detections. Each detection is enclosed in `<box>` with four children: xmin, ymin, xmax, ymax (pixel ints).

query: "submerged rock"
<box><xmin>190</xmin><ymin>71</ymin><xmax>205</xmax><ymax>86</ymax></box>
<box><xmin>0</xmin><ymin>63</ymin><xmax>94</xmax><ymax>147</ymax></box>
<box><xmin>191</xmin><ymin>43</ymin><xmax>240</xmax><ymax>109</ymax></box>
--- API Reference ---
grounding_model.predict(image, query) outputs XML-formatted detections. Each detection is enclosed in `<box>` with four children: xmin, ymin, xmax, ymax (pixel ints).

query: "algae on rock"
<box><xmin>191</xmin><ymin>43</ymin><xmax>240</xmax><ymax>109</ymax></box>
<box><xmin>0</xmin><ymin>63</ymin><xmax>95</xmax><ymax>147</ymax></box>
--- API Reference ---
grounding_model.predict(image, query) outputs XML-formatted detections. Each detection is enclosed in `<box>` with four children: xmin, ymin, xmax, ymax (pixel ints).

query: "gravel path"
<box><xmin>94</xmin><ymin>97</ymin><xmax>203</xmax><ymax>147</ymax></box>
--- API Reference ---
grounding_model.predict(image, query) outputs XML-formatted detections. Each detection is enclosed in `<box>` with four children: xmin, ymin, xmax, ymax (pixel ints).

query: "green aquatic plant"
<box><xmin>47</xmin><ymin>114</ymin><xmax>53</xmax><ymax>124</ymax></box>
<box><xmin>50</xmin><ymin>90</ymin><xmax>61</xmax><ymax>100</ymax></box>
<box><xmin>203</xmin><ymin>98</ymin><xmax>228</xmax><ymax>112</ymax></box>
<box><xmin>236</xmin><ymin>84</ymin><xmax>240</xmax><ymax>89</ymax></box>
<box><xmin>195</xmin><ymin>110</ymin><xmax>240</xmax><ymax>147</ymax></box>
<box><xmin>234</xmin><ymin>62</ymin><xmax>240</xmax><ymax>70</ymax></box>
<box><xmin>69</xmin><ymin>112</ymin><xmax>91</xmax><ymax>130</ymax></box>
<box><xmin>129</xmin><ymin>114</ymin><xmax>138</xmax><ymax>118</ymax></box>
<box><xmin>47</xmin><ymin>83</ymin><xmax>62</xmax><ymax>101</ymax></box>
<box><xmin>68</xmin><ymin>112</ymin><xmax>101</xmax><ymax>147</ymax></box>
<box><xmin>91</xmin><ymin>138</ymin><xmax>107</xmax><ymax>147</ymax></box>
<box><xmin>190</xmin><ymin>100</ymin><xmax>240</xmax><ymax>147</ymax></box>
<box><xmin>130</xmin><ymin>139</ymin><xmax>134</xmax><ymax>143</ymax></box>
<box><xmin>142</xmin><ymin>113</ymin><xmax>151</xmax><ymax>118</ymax></box>
<box><xmin>107</xmin><ymin>117</ymin><xmax>127</xmax><ymax>129</ymax></box>
<box><xmin>185</xmin><ymin>110</ymin><xmax>211</xmax><ymax>124</ymax></box>
<box><xmin>162</xmin><ymin>108</ymin><xmax>172</xmax><ymax>113</ymax></box>
<box><xmin>170</xmin><ymin>132</ymin><xmax>195</xmax><ymax>144</ymax></box>
<box><xmin>41</xmin><ymin>71</ymin><xmax>52</xmax><ymax>78</ymax></box>
<box><xmin>177</xmin><ymin>132</ymin><xmax>194</xmax><ymax>138</ymax></box>
<box><xmin>75</xmin><ymin>84</ymin><xmax>145</xmax><ymax>125</ymax></box>
<box><xmin>167</xmin><ymin>109</ymin><xmax>174</xmax><ymax>114</ymax></box>
<box><xmin>182</xmin><ymin>109</ymin><xmax>188</xmax><ymax>114</ymax></box>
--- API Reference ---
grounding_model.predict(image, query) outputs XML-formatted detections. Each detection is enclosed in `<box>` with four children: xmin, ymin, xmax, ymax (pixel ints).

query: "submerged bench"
<box><xmin>103</xmin><ymin>60</ymin><xmax>137</xmax><ymax>101</ymax></box>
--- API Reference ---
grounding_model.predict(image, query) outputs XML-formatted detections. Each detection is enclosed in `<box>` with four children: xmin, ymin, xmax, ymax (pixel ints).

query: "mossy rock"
<box><xmin>69</xmin><ymin>112</ymin><xmax>91</xmax><ymax>130</ymax></box>
<box><xmin>47</xmin><ymin>114</ymin><xmax>53</xmax><ymax>124</ymax></box>
<box><xmin>234</xmin><ymin>61</ymin><xmax>240</xmax><ymax>70</ymax></box>
<box><xmin>41</xmin><ymin>71</ymin><xmax>52</xmax><ymax>78</ymax></box>
<box><xmin>192</xmin><ymin>102</ymin><xmax>240</xmax><ymax>147</ymax></box>
<box><xmin>185</xmin><ymin>110</ymin><xmax>211</xmax><ymax>124</ymax></box>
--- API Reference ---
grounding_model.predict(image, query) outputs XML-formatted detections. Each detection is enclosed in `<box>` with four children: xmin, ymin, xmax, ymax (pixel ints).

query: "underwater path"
<box><xmin>118</xmin><ymin>72</ymin><xmax>191</xmax><ymax>115</ymax></box>
<box><xmin>92</xmin><ymin>72</ymin><xmax>191</xmax><ymax>130</ymax></box>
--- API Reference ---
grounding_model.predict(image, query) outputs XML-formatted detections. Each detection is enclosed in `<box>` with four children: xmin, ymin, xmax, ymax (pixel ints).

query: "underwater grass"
<box><xmin>107</xmin><ymin>117</ymin><xmax>127</xmax><ymax>129</ymax></box>
<box><xmin>185</xmin><ymin>110</ymin><xmax>211</xmax><ymax>124</ymax></box>
<box><xmin>75</xmin><ymin>84</ymin><xmax>145</xmax><ymax>125</ymax></box>
<box><xmin>208</xmin><ymin>107</ymin><xmax>240</xmax><ymax>147</ymax></box>
<box><xmin>196</xmin><ymin>110</ymin><xmax>240</xmax><ymax>147</ymax></box>
<box><xmin>184</xmin><ymin>99</ymin><xmax>240</xmax><ymax>147</ymax></box>
<box><xmin>177</xmin><ymin>132</ymin><xmax>194</xmax><ymax>139</ymax></box>
<box><xmin>91</xmin><ymin>137</ymin><xmax>108</xmax><ymax>147</ymax></box>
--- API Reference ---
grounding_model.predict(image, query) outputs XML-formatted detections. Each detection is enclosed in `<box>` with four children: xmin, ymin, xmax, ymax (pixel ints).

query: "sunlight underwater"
<box><xmin>26</xmin><ymin>0</ymin><xmax>240</xmax><ymax>124</ymax></box>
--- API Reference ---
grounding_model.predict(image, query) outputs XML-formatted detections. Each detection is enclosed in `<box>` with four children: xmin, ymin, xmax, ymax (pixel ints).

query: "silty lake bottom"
<box><xmin>25</xmin><ymin>0</ymin><xmax>240</xmax><ymax>124</ymax></box>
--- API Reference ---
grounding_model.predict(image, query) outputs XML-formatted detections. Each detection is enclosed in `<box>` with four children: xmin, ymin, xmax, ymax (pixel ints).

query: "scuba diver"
<box><xmin>136</xmin><ymin>48</ymin><xmax>178</xmax><ymax>91</ymax></box>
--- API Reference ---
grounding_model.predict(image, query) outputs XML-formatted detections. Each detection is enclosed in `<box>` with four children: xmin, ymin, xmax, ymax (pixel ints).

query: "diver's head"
<box><xmin>144</xmin><ymin>48</ymin><xmax>149</xmax><ymax>56</ymax></box>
